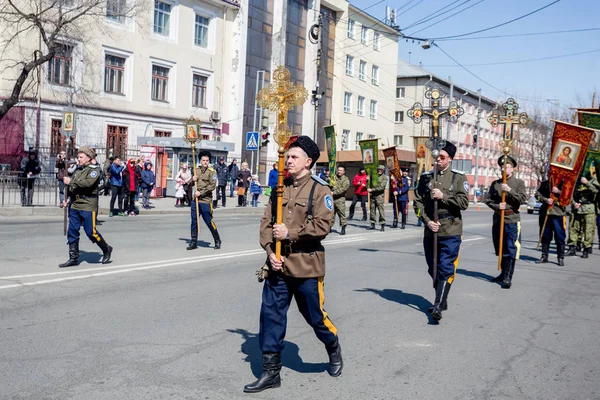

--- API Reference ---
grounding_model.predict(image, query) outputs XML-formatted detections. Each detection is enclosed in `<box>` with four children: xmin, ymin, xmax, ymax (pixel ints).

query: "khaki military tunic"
<box><xmin>370</xmin><ymin>174</ymin><xmax>388</xmax><ymax>224</ymax></box>
<box><xmin>68</xmin><ymin>164</ymin><xmax>101</xmax><ymax>211</ymax></box>
<box><xmin>485</xmin><ymin>174</ymin><xmax>528</xmax><ymax>223</ymax></box>
<box><xmin>413</xmin><ymin>168</ymin><xmax>470</xmax><ymax>237</ymax></box>
<box><xmin>194</xmin><ymin>167</ymin><xmax>216</xmax><ymax>204</ymax></box>
<box><xmin>535</xmin><ymin>181</ymin><xmax>566</xmax><ymax>216</ymax></box>
<box><xmin>331</xmin><ymin>174</ymin><xmax>349</xmax><ymax>227</ymax></box>
<box><xmin>260</xmin><ymin>173</ymin><xmax>334</xmax><ymax>278</ymax></box>
<box><xmin>568</xmin><ymin>180</ymin><xmax>598</xmax><ymax>248</ymax></box>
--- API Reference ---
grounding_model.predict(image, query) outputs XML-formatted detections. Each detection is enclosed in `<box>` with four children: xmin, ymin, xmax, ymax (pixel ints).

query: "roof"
<box><xmin>348</xmin><ymin>4</ymin><xmax>401</xmax><ymax>36</ymax></box>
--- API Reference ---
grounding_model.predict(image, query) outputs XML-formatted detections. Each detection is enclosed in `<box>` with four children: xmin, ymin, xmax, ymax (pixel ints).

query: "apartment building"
<box><xmin>0</xmin><ymin>0</ymin><xmax>245</xmax><ymax>176</ymax></box>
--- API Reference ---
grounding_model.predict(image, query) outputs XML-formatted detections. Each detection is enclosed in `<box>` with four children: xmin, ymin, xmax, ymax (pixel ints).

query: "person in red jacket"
<box><xmin>348</xmin><ymin>166</ymin><xmax>369</xmax><ymax>221</ymax></box>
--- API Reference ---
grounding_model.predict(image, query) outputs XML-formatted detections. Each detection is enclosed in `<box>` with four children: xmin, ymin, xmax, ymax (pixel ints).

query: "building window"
<box><xmin>359</xmin><ymin>60</ymin><xmax>366</xmax><ymax>81</ymax></box>
<box><xmin>361</xmin><ymin>26</ymin><xmax>368</xmax><ymax>44</ymax></box>
<box><xmin>192</xmin><ymin>73</ymin><xmax>208</xmax><ymax>108</ymax></box>
<box><xmin>50</xmin><ymin>119</ymin><xmax>76</xmax><ymax>156</ymax></box>
<box><xmin>345</xmin><ymin>55</ymin><xmax>354</xmax><ymax>76</ymax></box>
<box><xmin>394</xmin><ymin>135</ymin><xmax>403</xmax><ymax>146</ymax></box>
<box><xmin>104</xmin><ymin>54</ymin><xmax>125</xmax><ymax>94</ymax></box>
<box><xmin>371</xmin><ymin>65</ymin><xmax>379</xmax><ymax>85</ymax></box>
<box><xmin>373</xmin><ymin>32</ymin><xmax>380</xmax><ymax>50</ymax></box>
<box><xmin>368</xmin><ymin>134</ymin><xmax>375</xmax><ymax>139</ymax></box>
<box><xmin>154</xmin><ymin>0</ymin><xmax>171</xmax><ymax>36</ymax></box>
<box><xmin>151</xmin><ymin>65</ymin><xmax>169</xmax><ymax>102</ymax></box>
<box><xmin>370</xmin><ymin>100</ymin><xmax>377</xmax><ymax>119</ymax></box>
<box><xmin>195</xmin><ymin>14</ymin><xmax>209</xmax><ymax>48</ymax></box>
<box><xmin>347</xmin><ymin>19</ymin><xmax>355</xmax><ymax>39</ymax></box>
<box><xmin>48</xmin><ymin>44</ymin><xmax>73</xmax><ymax>86</ymax></box>
<box><xmin>357</xmin><ymin>96</ymin><xmax>365</xmax><ymax>116</ymax></box>
<box><xmin>343</xmin><ymin>92</ymin><xmax>352</xmax><ymax>113</ymax></box>
<box><xmin>154</xmin><ymin>130</ymin><xmax>172</xmax><ymax>137</ymax></box>
<box><xmin>106</xmin><ymin>0</ymin><xmax>126</xmax><ymax>22</ymax></box>
<box><xmin>396</xmin><ymin>87</ymin><xmax>405</xmax><ymax>99</ymax></box>
<box><xmin>355</xmin><ymin>131</ymin><xmax>363</xmax><ymax>149</ymax></box>
<box><xmin>106</xmin><ymin>125</ymin><xmax>128</xmax><ymax>159</ymax></box>
<box><xmin>342</xmin><ymin>129</ymin><xmax>350</xmax><ymax>150</ymax></box>
<box><xmin>395</xmin><ymin>111</ymin><xmax>404</xmax><ymax>123</ymax></box>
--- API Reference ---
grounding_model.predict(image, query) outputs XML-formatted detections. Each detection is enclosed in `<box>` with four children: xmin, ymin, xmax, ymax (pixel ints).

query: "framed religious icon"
<box><xmin>417</xmin><ymin>144</ymin><xmax>426</xmax><ymax>159</ymax></box>
<box><xmin>386</xmin><ymin>155</ymin><xmax>395</xmax><ymax>170</ymax></box>
<box><xmin>63</xmin><ymin>112</ymin><xmax>75</xmax><ymax>132</ymax></box>
<box><xmin>362</xmin><ymin>149</ymin><xmax>373</xmax><ymax>164</ymax></box>
<box><xmin>589</xmin><ymin>131</ymin><xmax>600</xmax><ymax>152</ymax></box>
<box><xmin>550</xmin><ymin>139</ymin><xmax>581</xmax><ymax>170</ymax></box>
<box><xmin>185</xmin><ymin>123</ymin><xmax>199</xmax><ymax>141</ymax></box>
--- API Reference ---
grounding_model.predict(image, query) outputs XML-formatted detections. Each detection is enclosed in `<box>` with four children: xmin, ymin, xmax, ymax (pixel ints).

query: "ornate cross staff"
<box><xmin>257</xmin><ymin>66</ymin><xmax>308</xmax><ymax>261</ymax></box>
<box><xmin>408</xmin><ymin>87</ymin><xmax>464</xmax><ymax>281</ymax></box>
<box><xmin>488</xmin><ymin>98</ymin><xmax>529</xmax><ymax>270</ymax></box>
<box><xmin>183</xmin><ymin>116</ymin><xmax>203</xmax><ymax>238</ymax></box>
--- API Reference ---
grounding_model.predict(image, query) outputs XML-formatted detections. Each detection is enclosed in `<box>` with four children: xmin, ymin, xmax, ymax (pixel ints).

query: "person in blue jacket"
<box><xmin>392</xmin><ymin>168</ymin><xmax>410</xmax><ymax>229</ymax></box>
<box><xmin>109</xmin><ymin>157</ymin><xmax>125</xmax><ymax>216</ymax></box>
<box><xmin>140</xmin><ymin>161</ymin><xmax>156</xmax><ymax>209</ymax></box>
<box><xmin>267</xmin><ymin>163</ymin><xmax>278</xmax><ymax>191</ymax></box>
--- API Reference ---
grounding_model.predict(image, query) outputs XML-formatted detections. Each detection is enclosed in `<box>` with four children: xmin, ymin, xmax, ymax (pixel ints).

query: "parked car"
<box><xmin>527</xmin><ymin>195</ymin><xmax>542</xmax><ymax>214</ymax></box>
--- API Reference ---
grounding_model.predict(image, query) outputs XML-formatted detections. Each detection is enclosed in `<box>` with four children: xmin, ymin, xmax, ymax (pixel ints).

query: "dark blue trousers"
<box><xmin>259</xmin><ymin>273</ymin><xmax>338</xmax><ymax>353</ymax></box>
<box><xmin>67</xmin><ymin>209</ymin><xmax>103</xmax><ymax>245</ymax></box>
<box><xmin>492</xmin><ymin>217</ymin><xmax>521</xmax><ymax>259</ymax></box>
<box><xmin>190</xmin><ymin>201</ymin><xmax>217</xmax><ymax>237</ymax></box>
<box><xmin>423</xmin><ymin>235</ymin><xmax>461</xmax><ymax>284</ymax></box>
<box><xmin>393</xmin><ymin>199</ymin><xmax>408</xmax><ymax>223</ymax></box>
<box><xmin>541</xmin><ymin>215</ymin><xmax>566</xmax><ymax>246</ymax></box>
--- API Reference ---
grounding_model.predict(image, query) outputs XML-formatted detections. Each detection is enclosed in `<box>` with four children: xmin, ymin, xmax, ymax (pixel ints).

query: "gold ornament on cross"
<box><xmin>256</xmin><ymin>66</ymin><xmax>308</xmax><ymax>149</ymax></box>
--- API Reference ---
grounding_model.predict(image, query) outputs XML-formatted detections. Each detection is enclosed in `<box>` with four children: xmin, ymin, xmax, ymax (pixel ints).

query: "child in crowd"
<box><xmin>249</xmin><ymin>174</ymin><xmax>262</xmax><ymax>207</ymax></box>
<box><xmin>175</xmin><ymin>180</ymin><xmax>186</xmax><ymax>208</ymax></box>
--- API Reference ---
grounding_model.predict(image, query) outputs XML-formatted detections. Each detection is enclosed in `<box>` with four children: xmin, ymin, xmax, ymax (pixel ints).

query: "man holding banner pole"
<box><xmin>392</xmin><ymin>169</ymin><xmax>410</xmax><ymax>229</ymax></box>
<box><xmin>367</xmin><ymin>165</ymin><xmax>387</xmax><ymax>231</ymax></box>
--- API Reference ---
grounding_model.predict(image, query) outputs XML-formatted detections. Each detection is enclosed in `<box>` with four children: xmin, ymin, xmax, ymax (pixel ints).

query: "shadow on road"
<box><xmin>227</xmin><ymin>328</ymin><xmax>328</xmax><ymax>378</ymax></box>
<box><xmin>177</xmin><ymin>238</ymin><xmax>212</xmax><ymax>248</ymax></box>
<box><xmin>456</xmin><ymin>268</ymin><xmax>497</xmax><ymax>284</ymax></box>
<box><xmin>77</xmin><ymin>250</ymin><xmax>105</xmax><ymax>265</ymax></box>
<box><xmin>355</xmin><ymin>288</ymin><xmax>438</xmax><ymax>325</ymax></box>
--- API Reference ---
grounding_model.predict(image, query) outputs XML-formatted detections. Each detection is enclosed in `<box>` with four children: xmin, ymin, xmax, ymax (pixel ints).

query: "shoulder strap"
<box><xmin>307</xmin><ymin>181</ymin><xmax>318</xmax><ymax>221</ymax></box>
<box><xmin>450</xmin><ymin>171</ymin><xmax>457</xmax><ymax>191</ymax></box>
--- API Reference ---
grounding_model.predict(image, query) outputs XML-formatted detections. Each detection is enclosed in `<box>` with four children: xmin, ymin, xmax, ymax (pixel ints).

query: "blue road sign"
<box><xmin>246</xmin><ymin>131</ymin><xmax>259</xmax><ymax>150</ymax></box>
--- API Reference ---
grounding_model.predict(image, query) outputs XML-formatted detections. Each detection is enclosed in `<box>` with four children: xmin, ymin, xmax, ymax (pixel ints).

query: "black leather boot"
<box><xmin>440</xmin><ymin>282</ymin><xmax>451</xmax><ymax>311</ymax></box>
<box><xmin>186</xmin><ymin>236</ymin><xmax>198</xmax><ymax>250</ymax></box>
<box><xmin>430</xmin><ymin>280</ymin><xmax>450</xmax><ymax>321</ymax></box>
<box><xmin>59</xmin><ymin>242</ymin><xmax>79</xmax><ymax>268</ymax></box>
<box><xmin>366</xmin><ymin>223</ymin><xmax>376</xmax><ymax>230</ymax></box>
<box><xmin>576</xmin><ymin>241</ymin><xmax>582</xmax><ymax>252</ymax></box>
<box><xmin>556</xmin><ymin>243</ymin><xmax>565</xmax><ymax>266</ymax></box>
<box><xmin>535</xmin><ymin>243</ymin><xmax>549</xmax><ymax>264</ymax></box>
<box><xmin>243</xmin><ymin>352</ymin><xmax>282</xmax><ymax>393</ymax></box>
<box><xmin>326</xmin><ymin>337</ymin><xmax>343</xmax><ymax>377</ymax></box>
<box><xmin>97</xmin><ymin>239</ymin><xmax>113</xmax><ymax>264</ymax></box>
<box><xmin>212</xmin><ymin>230</ymin><xmax>221</xmax><ymax>250</ymax></box>
<box><xmin>582</xmin><ymin>248</ymin><xmax>590</xmax><ymax>258</ymax></box>
<box><xmin>340</xmin><ymin>226</ymin><xmax>346</xmax><ymax>235</ymax></box>
<box><xmin>361</xmin><ymin>215</ymin><xmax>367</xmax><ymax>221</ymax></box>
<box><xmin>491</xmin><ymin>259</ymin><xmax>506</xmax><ymax>283</ymax></box>
<box><xmin>565</xmin><ymin>246</ymin><xmax>577</xmax><ymax>256</ymax></box>
<box><xmin>502</xmin><ymin>258</ymin><xmax>515</xmax><ymax>289</ymax></box>
<box><xmin>401</xmin><ymin>223</ymin><xmax>406</xmax><ymax>229</ymax></box>
<box><xmin>380</xmin><ymin>224</ymin><xmax>385</xmax><ymax>232</ymax></box>
<box><xmin>392</xmin><ymin>220</ymin><xmax>398</xmax><ymax>228</ymax></box>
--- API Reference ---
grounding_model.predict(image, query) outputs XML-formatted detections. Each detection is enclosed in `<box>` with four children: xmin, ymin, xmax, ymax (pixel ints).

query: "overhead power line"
<box><xmin>437</xmin><ymin>27</ymin><xmax>600</xmax><ymax>41</ymax></box>
<box><xmin>428</xmin><ymin>0</ymin><xmax>562</xmax><ymax>40</ymax></box>
<box><xmin>426</xmin><ymin>48</ymin><xmax>600</xmax><ymax>67</ymax></box>
<box><xmin>408</xmin><ymin>0</ymin><xmax>486</xmax><ymax>35</ymax></box>
<box><xmin>402</xmin><ymin>0</ymin><xmax>464</xmax><ymax>30</ymax></box>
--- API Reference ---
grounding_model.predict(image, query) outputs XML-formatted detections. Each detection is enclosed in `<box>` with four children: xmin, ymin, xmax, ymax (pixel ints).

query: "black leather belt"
<box><xmin>437</xmin><ymin>212</ymin><xmax>453</xmax><ymax>219</ymax></box>
<box><xmin>283</xmin><ymin>242</ymin><xmax>323</xmax><ymax>255</ymax></box>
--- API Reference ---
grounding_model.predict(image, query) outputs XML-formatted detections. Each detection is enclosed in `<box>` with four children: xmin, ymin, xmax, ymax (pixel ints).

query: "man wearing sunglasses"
<box><xmin>414</xmin><ymin>141</ymin><xmax>469</xmax><ymax>322</ymax></box>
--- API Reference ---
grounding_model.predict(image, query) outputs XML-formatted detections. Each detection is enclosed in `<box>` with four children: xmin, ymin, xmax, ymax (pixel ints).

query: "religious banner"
<box><xmin>413</xmin><ymin>136</ymin><xmax>432</xmax><ymax>176</ymax></box>
<box><xmin>578</xmin><ymin>111</ymin><xmax>600</xmax><ymax>178</ymax></box>
<box><xmin>548</xmin><ymin>120</ymin><xmax>595</xmax><ymax>205</ymax></box>
<box><xmin>382</xmin><ymin>146</ymin><xmax>401</xmax><ymax>183</ymax></box>
<box><xmin>359</xmin><ymin>139</ymin><xmax>379</xmax><ymax>187</ymax></box>
<box><xmin>324</xmin><ymin>125</ymin><xmax>337</xmax><ymax>186</ymax></box>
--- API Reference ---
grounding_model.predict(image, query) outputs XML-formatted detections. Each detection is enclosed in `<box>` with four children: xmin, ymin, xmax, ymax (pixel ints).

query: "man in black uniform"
<box><xmin>60</xmin><ymin>146</ymin><xmax>112</xmax><ymax>267</ymax></box>
<box><xmin>535</xmin><ymin>180</ymin><xmax>566</xmax><ymax>266</ymax></box>
<box><xmin>485</xmin><ymin>156</ymin><xmax>527</xmax><ymax>288</ymax></box>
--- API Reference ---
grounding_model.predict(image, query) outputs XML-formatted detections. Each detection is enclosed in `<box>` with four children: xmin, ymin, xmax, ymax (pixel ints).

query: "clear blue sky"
<box><xmin>350</xmin><ymin>0</ymin><xmax>599</xmax><ymax>114</ymax></box>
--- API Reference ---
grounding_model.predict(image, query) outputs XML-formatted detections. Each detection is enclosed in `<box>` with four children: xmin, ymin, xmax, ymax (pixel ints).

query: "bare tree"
<box><xmin>0</xmin><ymin>0</ymin><xmax>138</xmax><ymax>121</ymax></box>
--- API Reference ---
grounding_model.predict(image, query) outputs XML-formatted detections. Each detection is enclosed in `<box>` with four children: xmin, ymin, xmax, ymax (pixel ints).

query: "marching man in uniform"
<box><xmin>566</xmin><ymin>174</ymin><xmax>598</xmax><ymax>258</ymax></box>
<box><xmin>485</xmin><ymin>156</ymin><xmax>527</xmax><ymax>288</ymax></box>
<box><xmin>535</xmin><ymin>180</ymin><xmax>566</xmax><ymax>266</ymax></box>
<box><xmin>367</xmin><ymin>165</ymin><xmax>388</xmax><ymax>231</ymax></box>
<box><xmin>244</xmin><ymin>136</ymin><xmax>342</xmax><ymax>393</ymax></box>
<box><xmin>59</xmin><ymin>146</ymin><xmax>112</xmax><ymax>268</ymax></box>
<box><xmin>331</xmin><ymin>165</ymin><xmax>350</xmax><ymax>235</ymax></box>
<box><xmin>187</xmin><ymin>150</ymin><xmax>222</xmax><ymax>251</ymax></box>
<box><xmin>413</xmin><ymin>142</ymin><xmax>469</xmax><ymax>321</ymax></box>
<box><xmin>391</xmin><ymin>168</ymin><xmax>410</xmax><ymax>229</ymax></box>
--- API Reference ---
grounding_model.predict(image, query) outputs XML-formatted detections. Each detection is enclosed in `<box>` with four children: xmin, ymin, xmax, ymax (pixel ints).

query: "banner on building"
<box><xmin>578</xmin><ymin>111</ymin><xmax>600</xmax><ymax>178</ymax></box>
<box><xmin>548</xmin><ymin>120</ymin><xmax>595</xmax><ymax>205</ymax></box>
<box><xmin>359</xmin><ymin>139</ymin><xmax>379</xmax><ymax>187</ymax></box>
<box><xmin>324</xmin><ymin>125</ymin><xmax>337</xmax><ymax>186</ymax></box>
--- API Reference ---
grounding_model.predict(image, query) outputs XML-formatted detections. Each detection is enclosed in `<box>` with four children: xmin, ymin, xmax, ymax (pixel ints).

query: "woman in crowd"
<box><xmin>237</xmin><ymin>162</ymin><xmax>251</xmax><ymax>207</ymax></box>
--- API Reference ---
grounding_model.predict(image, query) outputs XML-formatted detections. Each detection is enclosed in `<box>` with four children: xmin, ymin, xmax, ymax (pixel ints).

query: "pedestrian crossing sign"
<box><xmin>246</xmin><ymin>132</ymin><xmax>259</xmax><ymax>150</ymax></box>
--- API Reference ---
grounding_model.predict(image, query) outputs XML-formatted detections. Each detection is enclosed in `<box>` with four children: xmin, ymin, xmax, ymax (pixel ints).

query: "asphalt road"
<box><xmin>0</xmin><ymin>210</ymin><xmax>599</xmax><ymax>400</ymax></box>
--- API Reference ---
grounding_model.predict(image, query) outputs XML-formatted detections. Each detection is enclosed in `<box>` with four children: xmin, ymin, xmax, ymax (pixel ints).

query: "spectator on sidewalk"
<box><xmin>56</xmin><ymin>151</ymin><xmax>67</xmax><ymax>207</ymax></box>
<box><xmin>216</xmin><ymin>157</ymin><xmax>229</xmax><ymax>207</ymax></box>
<box><xmin>237</xmin><ymin>161</ymin><xmax>251</xmax><ymax>207</ymax></box>
<box><xmin>19</xmin><ymin>148</ymin><xmax>42</xmax><ymax>207</ymax></box>
<box><xmin>109</xmin><ymin>157</ymin><xmax>125</xmax><ymax>216</ymax></box>
<box><xmin>175</xmin><ymin>180</ymin><xmax>186</xmax><ymax>207</ymax></box>
<box><xmin>268</xmin><ymin>163</ymin><xmax>278</xmax><ymax>192</ymax></box>
<box><xmin>176</xmin><ymin>164</ymin><xmax>192</xmax><ymax>207</ymax></box>
<box><xmin>250</xmin><ymin>174</ymin><xmax>263</xmax><ymax>207</ymax></box>
<box><xmin>135</xmin><ymin>158</ymin><xmax>144</xmax><ymax>205</ymax></box>
<box><xmin>228</xmin><ymin>158</ymin><xmax>239</xmax><ymax>197</ymax></box>
<box><xmin>102</xmin><ymin>156</ymin><xmax>113</xmax><ymax>196</ymax></box>
<box><xmin>123</xmin><ymin>158</ymin><xmax>141</xmax><ymax>216</ymax></box>
<box><xmin>140</xmin><ymin>161</ymin><xmax>156</xmax><ymax>210</ymax></box>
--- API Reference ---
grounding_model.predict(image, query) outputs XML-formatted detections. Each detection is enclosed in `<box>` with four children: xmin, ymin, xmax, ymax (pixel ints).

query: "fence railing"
<box><xmin>0</xmin><ymin>171</ymin><xmax>60</xmax><ymax>207</ymax></box>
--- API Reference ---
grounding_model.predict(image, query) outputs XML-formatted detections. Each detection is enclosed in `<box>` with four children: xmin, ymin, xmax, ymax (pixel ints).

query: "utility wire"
<box><xmin>402</xmin><ymin>0</ymin><xmax>466</xmax><ymax>30</ymax></box>
<box><xmin>428</xmin><ymin>0</ymin><xmax>561</xmax><ymax>40</ymax></box>
<box><xmin>397</xmin><ymin>0</ymin><xmax>424</xmax><ymax>17</ymax></box>
<box><xmin>408</xmin><ymin>0</ymin><xmax>486</xmax><ymax>35</ymax></box>
<box><xmin>437</xmin><ymin>27</ymin><xmax>600</xmax><ymax>41</ymax></box>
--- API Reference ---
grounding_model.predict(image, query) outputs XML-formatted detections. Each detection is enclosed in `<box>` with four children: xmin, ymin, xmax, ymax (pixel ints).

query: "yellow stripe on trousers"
<box><xmin>515</xmin><ymin>221</ymin><xmax>522</xmax><ymax>260</ymax></box>
<box><xmin>447</xmin><ymin>236</ymin><xmax>461</xmax><ymax>284</ymax></box>
<box><xmin>91</xmin><ymin>211</ymin><xmax>101</xmax><ymax>242</ymax></box>
<box><xmin>317</xmin><ymin>277</ymin><xmax>338</xmax><ymax>336</ymax></box>
<box><xmin>209</xmin><ymin>202</ymin><xmax>217</xmax><ymax>230</ymax></box>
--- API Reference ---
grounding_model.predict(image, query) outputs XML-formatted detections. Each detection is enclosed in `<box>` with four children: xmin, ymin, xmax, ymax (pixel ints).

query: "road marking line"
<box><xmin>462</xmin><ymin>237</ymin><xmax>486</xmax><ymax>242</ymax></box>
